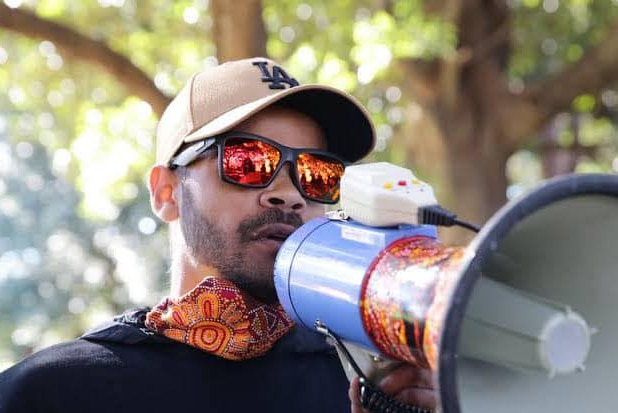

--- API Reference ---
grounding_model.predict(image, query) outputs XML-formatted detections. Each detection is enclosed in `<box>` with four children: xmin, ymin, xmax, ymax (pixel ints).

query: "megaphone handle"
<box><xmin>315</xmin><ymin>321</ymin><xmax>432</xmax><ymax>413</ymax></box>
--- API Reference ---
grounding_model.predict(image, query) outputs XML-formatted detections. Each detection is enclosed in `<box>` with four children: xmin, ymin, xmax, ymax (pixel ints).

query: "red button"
<box><xmin>397</xmin><ymin>180</ymin><xmax>407</xmax><ymax>186</ymax></box>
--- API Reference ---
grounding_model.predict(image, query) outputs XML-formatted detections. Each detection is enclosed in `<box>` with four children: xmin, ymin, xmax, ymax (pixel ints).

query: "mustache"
<box><xmin>238</xmin><ymin>209</ymin><xmax>304</xmax><ymax>243</ymax></box>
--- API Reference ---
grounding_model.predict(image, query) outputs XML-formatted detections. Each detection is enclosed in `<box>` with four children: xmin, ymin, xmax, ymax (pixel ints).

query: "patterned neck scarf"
<box><xmin>145</xmin><ymin>277</ymin><xmax>294</xmax><ymax>360</ymax></box>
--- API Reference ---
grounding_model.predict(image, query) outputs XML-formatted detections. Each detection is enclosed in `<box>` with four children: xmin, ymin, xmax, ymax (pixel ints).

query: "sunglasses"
<box><xmin>169</xmin><ymin>132</ymin><xmax>348</xmax><ymax>204</ymax></box>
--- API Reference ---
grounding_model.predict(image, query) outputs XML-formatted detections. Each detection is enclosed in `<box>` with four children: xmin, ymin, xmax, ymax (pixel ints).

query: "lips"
<box><xmin>249</xmin><ymin>223</ymin><xmax>297</xmax><ymax>243</ymax></box>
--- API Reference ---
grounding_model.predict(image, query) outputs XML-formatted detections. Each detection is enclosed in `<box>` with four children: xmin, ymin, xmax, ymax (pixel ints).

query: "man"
<box><xmin>0</xmin><ymin>58</ymin><xmax>435</xmax><ymax>413</ymax></box>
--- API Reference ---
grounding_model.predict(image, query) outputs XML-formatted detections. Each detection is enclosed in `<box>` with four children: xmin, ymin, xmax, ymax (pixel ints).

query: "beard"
<box><xmin>180</xmin><ymin>186</ymin><xmax>303</xmax><ymax>303</ymax></box>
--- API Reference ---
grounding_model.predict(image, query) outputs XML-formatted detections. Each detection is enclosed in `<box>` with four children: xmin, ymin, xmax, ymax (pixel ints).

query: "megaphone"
<box><xmin>274</xmin><ymin>162</ymin><xmax>618</xmax><ymax>412</ymax></box>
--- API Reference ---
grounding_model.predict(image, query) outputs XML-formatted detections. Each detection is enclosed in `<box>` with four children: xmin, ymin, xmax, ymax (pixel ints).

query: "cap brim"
<box><xmin>182</xmin><ymin>84</ymin><xmax>375</xmax><ymax>163</ymax></box>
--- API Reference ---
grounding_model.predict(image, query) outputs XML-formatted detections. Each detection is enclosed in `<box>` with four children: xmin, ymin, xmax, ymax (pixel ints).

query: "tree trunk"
<box><xmin>397</xmin><ymin>1</ymin><xmax>618</xmax><ymax>246</ymax></box>
<box><xmin>445</xmin><ymin>126</ymin><xmax>510</xmax><ymax>230</ymax></box>
<box><xmin>399</xmin><ymin>1</ymin><xmax>514</xmax><ymax>244</ymax></box>
<box><xmin>211</xmin><ymin>0</ymin><xmax>267</xmax><ymax>62</ymax></box>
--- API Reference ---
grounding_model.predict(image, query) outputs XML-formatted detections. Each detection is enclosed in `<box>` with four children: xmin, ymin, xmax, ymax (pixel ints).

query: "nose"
<box><xmin>259</xmin><ymin>163</ymin><xmax>307</xmax><ymax>212</ymax></box>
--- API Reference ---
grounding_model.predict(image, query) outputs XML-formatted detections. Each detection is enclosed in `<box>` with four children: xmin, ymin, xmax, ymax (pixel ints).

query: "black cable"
<box><xmin>452</xmin><ymin>217</ymin><xmax>481</xmax><ymax>233</ymax></box>
<box><xmin>418</xmin><ymin>205</ymin><xmax>480</xmax><ymax>233</ymax></box>
<box><xmin>315</xmin><ymin>321</ymin><xmax>433</xmax><ymax>413</ymax></box>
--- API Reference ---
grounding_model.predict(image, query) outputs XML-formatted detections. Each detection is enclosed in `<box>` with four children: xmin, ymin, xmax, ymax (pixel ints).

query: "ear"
<box><xmin>149</xmin><ymin>165</ymin><xmax>180</xmax><ymax>222</ymax></box>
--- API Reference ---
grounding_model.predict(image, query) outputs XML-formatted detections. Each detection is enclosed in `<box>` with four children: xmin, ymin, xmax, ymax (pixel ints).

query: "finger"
<box><xmin>394</xmin><ymin>387</ymin><xmax>438</xmax><ymax>410</ymax></box>
<box><xmin>378</xmin><ymin>364</ymin><xmax>435</xmax><ymax>395</ymax></box>
<box><xmin>348</xmin><ymin>377</ymin><xmax>367</xmax><ymax>413</ymax></box>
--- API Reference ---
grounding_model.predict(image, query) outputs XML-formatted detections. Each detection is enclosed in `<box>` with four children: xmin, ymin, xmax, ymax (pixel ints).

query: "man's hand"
<box><xmin>349</xmin><ymin>364</ymin><xmax>437</xmax><ymax>413</ymax></box>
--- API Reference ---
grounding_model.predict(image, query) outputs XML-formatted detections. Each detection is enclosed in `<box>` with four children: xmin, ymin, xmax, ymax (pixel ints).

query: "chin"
<box><xmin>231</xmin><ymin>263</ymin><xmax>277</xmax><ymax>301</ymax></box>
<box><xmin>244</xmin><ymin>248</ymin><xmax>277</xmax><ymax>274</ymax></box>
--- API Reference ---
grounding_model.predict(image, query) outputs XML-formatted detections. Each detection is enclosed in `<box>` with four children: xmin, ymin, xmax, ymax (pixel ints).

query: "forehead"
<box><xmin>234</xmin><ymin>106</ymin><xmax>327</xmax><ymax>150</ymax></box>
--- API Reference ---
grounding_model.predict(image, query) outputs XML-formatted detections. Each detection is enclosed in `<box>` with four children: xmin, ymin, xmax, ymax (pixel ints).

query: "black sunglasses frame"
<box><xmin>169</xmin><ymin>131</ymin><xmax>349</xmax><ymax>204</ymax></box>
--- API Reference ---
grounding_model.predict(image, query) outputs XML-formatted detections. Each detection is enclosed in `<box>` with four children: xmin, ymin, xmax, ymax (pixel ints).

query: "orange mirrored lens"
<box><xmin>297</xmin><ymin>153</ymin><xmax>345</xmax><ymax>202</ymax></box>
<box><xmin>223</xmin><ymin>138</ymin><xmax>281</xmax><ymax>185</ymax></box>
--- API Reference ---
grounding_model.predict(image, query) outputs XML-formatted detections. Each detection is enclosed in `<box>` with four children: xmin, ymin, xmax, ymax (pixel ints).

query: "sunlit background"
<box><xmin>1</xmin><ymin>0</ymin><xmax>618</xmax><ymax>369</ymax></box>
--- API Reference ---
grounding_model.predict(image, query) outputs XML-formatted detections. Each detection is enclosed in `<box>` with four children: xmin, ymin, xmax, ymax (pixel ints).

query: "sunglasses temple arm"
<box><xmin>169</xmin><ymin>138</ymin><xmax>217</xmax><ymax>168</ymax></box>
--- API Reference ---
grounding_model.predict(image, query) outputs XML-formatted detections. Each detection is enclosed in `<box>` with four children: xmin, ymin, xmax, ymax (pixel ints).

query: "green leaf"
<box><xmin>36</xmin><ymin>0</ymin><xmax>67</xmax><ymax>18</ymax></box>
<box><xmin>573</xmin><ymin>94</ymin><xmax>596</xmax><ymax>112</ymax></box>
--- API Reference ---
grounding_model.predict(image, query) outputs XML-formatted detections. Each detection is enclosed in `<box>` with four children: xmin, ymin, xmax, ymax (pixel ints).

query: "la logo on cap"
<box><xmin>253</xmin><ymin>61</ymin><xmax>299</xmax><ymax>90</ymax></box>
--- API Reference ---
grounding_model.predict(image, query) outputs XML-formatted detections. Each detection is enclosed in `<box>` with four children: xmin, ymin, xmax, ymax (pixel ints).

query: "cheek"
<box><xmin>302</xmin><ymin>203</ymin><xmax>326</xmax><ymax>222</ymax></box>
<box><xmin>197</xmin><ymin>182</ymin><xmax>261</xmax><ymax>230</ymax></box>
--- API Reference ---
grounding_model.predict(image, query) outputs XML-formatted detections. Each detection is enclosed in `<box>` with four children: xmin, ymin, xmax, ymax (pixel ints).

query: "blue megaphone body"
<box><xmin>274</xmin><ymin>215</ymin><xmax>437</xmax><ymax>355</ymax></box>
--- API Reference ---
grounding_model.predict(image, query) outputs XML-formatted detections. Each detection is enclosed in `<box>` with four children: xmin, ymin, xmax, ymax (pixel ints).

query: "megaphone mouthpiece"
<box><xmin>460</xmin><ymin>276</ymin><xmax>592</xmax><ymax>376</ymax></box>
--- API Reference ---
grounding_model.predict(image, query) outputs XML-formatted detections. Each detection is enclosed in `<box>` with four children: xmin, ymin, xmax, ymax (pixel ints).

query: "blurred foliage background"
<box><xmin>1</xmin><ymin>0</ymin><xmax>618</xmax><ymax>369</ymax></box>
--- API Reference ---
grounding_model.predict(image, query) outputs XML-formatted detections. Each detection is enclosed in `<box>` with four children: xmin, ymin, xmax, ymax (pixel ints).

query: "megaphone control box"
<box><xmin>340</xmin><ymin>162</ymin><xmax>438</xmax><ymax>227</ymax></box>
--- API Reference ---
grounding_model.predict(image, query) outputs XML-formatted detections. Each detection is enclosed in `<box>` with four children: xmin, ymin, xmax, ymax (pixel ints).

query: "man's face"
<box><xmin>177</xmin><ymin>106</ymin><xmax>327</xmax><ymax>303</ymax></box>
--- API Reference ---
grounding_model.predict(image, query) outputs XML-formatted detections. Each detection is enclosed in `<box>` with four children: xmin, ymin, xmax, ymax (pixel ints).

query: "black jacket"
<box><xmin>0</xmin><ymin>308</ymin><xmax>351</xmax><ymax>412</ymax></box>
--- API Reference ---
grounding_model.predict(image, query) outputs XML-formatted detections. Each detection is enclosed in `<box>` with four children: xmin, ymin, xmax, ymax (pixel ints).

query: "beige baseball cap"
<box><xmin>156</xmin><ymin>57</ymin><xmax>375</xmax><ymax>166</ymax></box>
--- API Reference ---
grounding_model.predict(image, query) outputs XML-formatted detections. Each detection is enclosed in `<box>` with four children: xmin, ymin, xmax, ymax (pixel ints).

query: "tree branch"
<box><xmin>0</xmin><ymin>4</ymin><xmax>171</xmax><ymax>117</ymax></box>
<box><xmin>525</xmin><ymin>21</ymin><xmax>618</xmax><ymax>123</ymax></box>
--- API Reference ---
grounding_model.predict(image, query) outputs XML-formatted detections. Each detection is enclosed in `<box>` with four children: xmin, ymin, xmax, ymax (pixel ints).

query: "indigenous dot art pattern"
<box><xmin>361</xmin><ymin>236</ymin><xmax>465</xmax><ymax>370</ymax></box>
<box><xmin>145</xmin><ymin>277</ymin><xmax>294</xmax><ymax>360</ymax></box>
